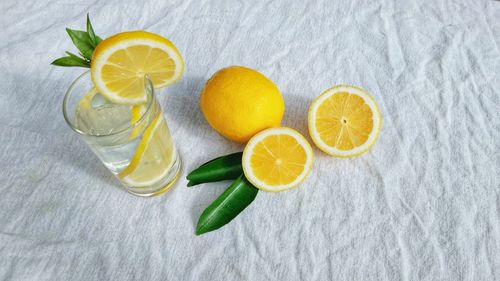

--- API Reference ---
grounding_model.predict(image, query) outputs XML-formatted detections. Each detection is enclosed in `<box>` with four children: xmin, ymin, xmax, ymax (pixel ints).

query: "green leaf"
<box><xmin>52</xmin><ymin>15</ymin><xmax>104</xmax><ymax>68</ymax></box>
<box><xmin>95</xmin><ymin>35</ymin><xmax>103</xmax><ymax>45</ymax></box>
<box><xmin>186</xmin><ymin>152</ymin><xmax>243</xmax><ymax>187</ymax></box>
<box><xmin>51</xmin><ymin>55</ymin><xmax>90</xmax><ymax>68</ymax></box>
<box><xmin>86</xmin><ymin>13</ymin><xmax>100</xmax><ymax>47</ymax></box>
<box><xmin>66</xmin><ymin>28</ymin><xmax>94</xmax><ymax>60</ymax></box>
<box><xmin>196</xmin><ymin>175</ymin><xmax>258</xmax><ymax>235</ymax></box>
<box><xmin>65</xmin><ymin>51</ymin><xmax>87</xmax><ymax>60</ymax></box>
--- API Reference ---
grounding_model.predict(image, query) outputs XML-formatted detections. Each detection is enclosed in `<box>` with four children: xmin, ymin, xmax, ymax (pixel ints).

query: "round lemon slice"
<box><xmin>308</xmin><ymin>85</ymin><xmax>382</xmax><ymax>157</ymax></box>
<box><xmin>242</xmin><ymin>127</ymin><xmax>314</xmax><ymax>192</ymax></box>
<box><xmin>118</xmin><ymin>114</ymin><xmax>175</xmax><ymax>187</ymax></box>
<box><xmin>91</xmin><ymin>31</ymin><xmax>184</xmax><ymax>104</ymax></box>
<box><xmin>129</xmin><ymin>104</ymin><xmax>147</xmax><ymax>140</ymax></box>
<box><xmin>77</xmin><ymin>88</ymin><xmax>98</xmax><ymax>110</ymax></box>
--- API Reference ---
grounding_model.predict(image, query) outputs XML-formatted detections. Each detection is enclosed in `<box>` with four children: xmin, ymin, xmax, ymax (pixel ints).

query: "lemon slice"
<box><xmin>308</xmin><ymin>85</ymin><xmax>382</xmax><ymax>157</ymax></box>
<box><xmin>77</xmin><ymin>89</ymin><xmax>146</xmax><ymax>139</ymax></box>
<box><xmin>118</xmin><ymin>114</ymin><xmax>175</xmax><ymax>187</ymax></box>
<box><xmin>242</xmin><ymin>127</ymin><xmax>314</xmax><ymax>192</ymax></box>
<box><xmin>91</xmin><ymin>31</ymin><xmax>184</xmax><ymax>104</ymax></box>
<box><xmin>129</xmin><ymin>104</ymin><xmax>147</xmax><ymax>140</ymax></box>
<box><xmin>77</xmin><ymin>88</ymin><xmax>98</xmax><ymax>110</ymax></box>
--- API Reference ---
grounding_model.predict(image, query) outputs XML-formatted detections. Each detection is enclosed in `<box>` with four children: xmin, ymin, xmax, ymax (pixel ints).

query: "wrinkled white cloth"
<box><xmin>1</xmin><ymin>0</ymin><xmax>499</xmax><ymax>280</ymax></box>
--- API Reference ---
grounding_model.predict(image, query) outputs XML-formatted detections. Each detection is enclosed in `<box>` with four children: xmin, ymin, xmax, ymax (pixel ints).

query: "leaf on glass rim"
<box><xmin>65</xmin><ymin>51</ymin><xmax>87</xmax><ymax>60</ymax></box>
<box><xmin>65</xmin><ymin>28</ymin><xmax>94</xmax><ymax>60</ymax></box>
<box><xmin>51</xmin><ymin>55</ymin><xmax>90</xmax><ymax>68</ymax></box>
<box><xmin>52</xmin><ymin>14</ymin><xmax>102</xmax><ymax>69</ymax></box>
<box><xmin>95</xmin><ymin>36</ymin><xmax>103</xmax><ymax>45</ymax></box>
<box><xmin>196</xmin><ymin>175</ymin><xmax>258</xmax><ymax>235</ymax></box>
<box><xmin>86</xmin><ymin>13</ymin><xmax>102</xmax><ymax>47</ymax></box>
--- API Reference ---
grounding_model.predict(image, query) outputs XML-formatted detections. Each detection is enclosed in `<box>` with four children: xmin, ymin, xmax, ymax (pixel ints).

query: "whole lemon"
<box><xmin>200</xmin><ymin>66</ymin><xmax>285</xmax><ymax>143</ymax></box>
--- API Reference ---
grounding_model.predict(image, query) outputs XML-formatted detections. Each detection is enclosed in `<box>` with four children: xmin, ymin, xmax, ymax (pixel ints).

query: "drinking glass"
<box><xmin>63</xmin><ymin>71</ymin><xmax>181</xmax><ymax>196</ymax></box>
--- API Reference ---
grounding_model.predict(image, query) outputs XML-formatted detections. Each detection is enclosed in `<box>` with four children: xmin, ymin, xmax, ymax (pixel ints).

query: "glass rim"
<box><xmin>62</xmin><ymin>70</ymin><xmax>155</xmax><ymax>138</ymax></box>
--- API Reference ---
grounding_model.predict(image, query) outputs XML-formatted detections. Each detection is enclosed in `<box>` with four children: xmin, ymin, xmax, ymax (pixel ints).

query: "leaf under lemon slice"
<box><xmin>196</xmin><ymin>175</ymin><xmax>258</xmax><ymax>235</ymax></box>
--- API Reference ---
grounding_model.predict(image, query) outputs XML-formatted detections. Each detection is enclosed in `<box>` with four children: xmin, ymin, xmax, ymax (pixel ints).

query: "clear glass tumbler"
<box><xmin>63</xmin><ymin>71</ymin><xmax>181</xmax><ymax>197</ymax></box>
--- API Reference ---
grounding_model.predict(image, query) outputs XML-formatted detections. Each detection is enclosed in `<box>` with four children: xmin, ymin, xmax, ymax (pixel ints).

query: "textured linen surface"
<box><xmin>1</xmin><ymin>0</ymin><xmax>499</xmax><ymax>280</ymax></box>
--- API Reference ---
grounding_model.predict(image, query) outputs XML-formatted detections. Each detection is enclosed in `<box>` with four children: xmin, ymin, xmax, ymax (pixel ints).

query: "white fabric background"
<box><xmin>1</xmin><ymin>0</ymin><xmax>499</xmax><ymax>280</ymax></box>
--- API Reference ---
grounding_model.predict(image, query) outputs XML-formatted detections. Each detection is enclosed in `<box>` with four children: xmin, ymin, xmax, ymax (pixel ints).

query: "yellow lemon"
<box><xmin>91</xmin><ymin>31</ymin><xmax>184</xmax><ymax>104</ymax></box>
<box><xmin>242</xmin><ymin>127</ymin><xmax>314</xmax><ymax>192</ymax></box>
<box><xmin>308</xmin><ymin>85</ymin><xmax>382</xmax><ymax>157</ymax></box>
<box><xmin>200</xmin><ymin>66</ymin><xmax>284</xmax><ymax>143</ymax></box>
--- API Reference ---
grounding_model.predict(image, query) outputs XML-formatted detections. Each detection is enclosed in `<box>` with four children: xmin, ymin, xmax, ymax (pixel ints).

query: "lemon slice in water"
<box><xmin>118</xmin><ymin>114</ymin><xmax>175</xmax><ymax>187</ymax></box>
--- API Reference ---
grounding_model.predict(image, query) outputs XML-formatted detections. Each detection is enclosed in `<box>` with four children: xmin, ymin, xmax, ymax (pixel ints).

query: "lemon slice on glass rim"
<box><xmin>90</xmin><ymin>31</ymin><xmax>184</xmax><ymax>104</ymax></box>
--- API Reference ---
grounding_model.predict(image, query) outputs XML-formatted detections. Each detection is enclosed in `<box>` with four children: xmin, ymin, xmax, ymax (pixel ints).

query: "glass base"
<box><xmin>123</xmin><ymin>152</ymin><xmax>182</xmax><ymax>197</ymax></box>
